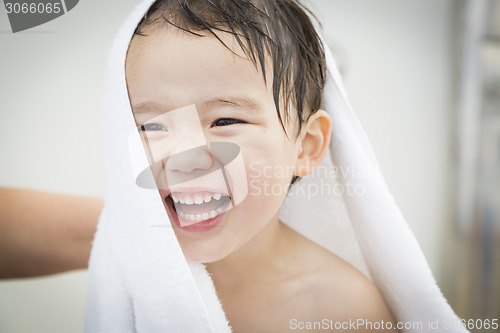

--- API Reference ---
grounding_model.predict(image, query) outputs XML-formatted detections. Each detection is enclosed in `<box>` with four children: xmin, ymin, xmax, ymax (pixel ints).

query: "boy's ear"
<box><xmin>294</xmin><ymin>109</ymin><xmax>332</xmax><ymax>177</ymax></box>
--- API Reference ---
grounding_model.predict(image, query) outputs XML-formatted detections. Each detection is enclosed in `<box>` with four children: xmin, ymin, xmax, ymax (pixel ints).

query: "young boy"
<box><xmin>125</xmin><ymin>0</ymin><xmax>396</xmax><ymax>331</ymax></box>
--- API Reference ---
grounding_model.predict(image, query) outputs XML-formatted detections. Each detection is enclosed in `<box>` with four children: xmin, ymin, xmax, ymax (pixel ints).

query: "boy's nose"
<box><xmin>165</xmin><ymin>145</ymin><xmax>213</xmax><ymax>174</ymax></box>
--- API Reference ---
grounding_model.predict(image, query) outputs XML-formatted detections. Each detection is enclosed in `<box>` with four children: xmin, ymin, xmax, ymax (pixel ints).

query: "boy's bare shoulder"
<box><xmin>288</xmin><ymin>229</ymin><xmax>396</xmax><ymax>331</ymax></box>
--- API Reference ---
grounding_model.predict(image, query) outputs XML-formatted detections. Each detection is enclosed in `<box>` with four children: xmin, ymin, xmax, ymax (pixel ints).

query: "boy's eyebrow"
<box><xmin>202</xmin><ymin>96</ymin><xmax>262</xmax><ymax>112</ymax></box>
<box><xmin>132</xmin><ymin>103</ymin><xmax>162</xmax><ymax>114</ymax></box>
<box><xmin>132</xmin><ymin>96</ymin><xmax>262</xmax><ymax>115</ymax></box>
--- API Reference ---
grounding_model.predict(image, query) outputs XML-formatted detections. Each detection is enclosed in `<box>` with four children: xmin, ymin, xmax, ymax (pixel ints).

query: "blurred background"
<box><xmin>0</xmin><ymin>0</ymin><xmax>498</xmax><ymax>332</ymax></box>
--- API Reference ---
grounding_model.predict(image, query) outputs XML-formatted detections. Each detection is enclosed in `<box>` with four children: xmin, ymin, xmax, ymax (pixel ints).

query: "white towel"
<box><xmin>85</xmin><ymin>0</ymin><xmax>468</xmax><ymax>332</ymax></box>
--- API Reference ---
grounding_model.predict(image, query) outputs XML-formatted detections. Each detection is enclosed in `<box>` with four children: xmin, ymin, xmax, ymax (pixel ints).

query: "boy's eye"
<box><xmin>211</xmin><ymin>118</ymin><xmax>245</xmax><ymax>127</ymax></box>
<box><xmin>139</xmin><ymin>123</ymin><xmax>167</xmax><ymax>132</ymax></box>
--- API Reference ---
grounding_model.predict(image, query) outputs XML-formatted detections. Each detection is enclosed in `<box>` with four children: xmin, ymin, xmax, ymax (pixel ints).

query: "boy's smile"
<box><xmin>125</xmin><ymin>26</ymin><xmax>301</xmax><ymax>263</ymax></box>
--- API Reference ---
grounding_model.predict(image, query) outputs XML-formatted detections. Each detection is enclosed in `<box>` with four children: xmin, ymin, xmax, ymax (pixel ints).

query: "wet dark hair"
<box><xmin>133</xmin><ymin>0</ymin><xmax>326</xmax><ymax>184</ymax></box>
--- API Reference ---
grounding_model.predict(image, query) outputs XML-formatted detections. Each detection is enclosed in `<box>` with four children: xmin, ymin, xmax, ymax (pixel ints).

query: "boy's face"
<box><xmin>125</xmin><ymin>27</ymin><xmax>300</xmax><ymax>262</ymax></box>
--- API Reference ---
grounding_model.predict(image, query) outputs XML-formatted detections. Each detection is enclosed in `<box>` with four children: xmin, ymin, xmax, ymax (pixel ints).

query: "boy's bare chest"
<box><xmin>220</xmin><ymin>278</ymin><xmax>320</xmax><ymax>333</ymax></box>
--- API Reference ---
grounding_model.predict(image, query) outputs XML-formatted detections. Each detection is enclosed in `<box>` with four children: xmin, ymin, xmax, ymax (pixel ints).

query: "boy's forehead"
<box><xmin>125</xmin><ymin>26</ymin><xmax>276</xmax><ymax>114</ymax></box>
<box><xmin>128</xmin><ymin>27</ymin><xmax>244</xmax><ymax>63</ymax></box>
<box><xmin>126</xmin><ymin>26</ymin><xmax>273</xmax><ymax>86</ymax></box>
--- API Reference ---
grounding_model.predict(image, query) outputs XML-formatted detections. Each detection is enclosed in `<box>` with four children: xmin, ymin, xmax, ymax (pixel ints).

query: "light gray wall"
<box><xmin>0</xmin><ymin>1</ymin><xmax>454</xmax><ymax>332</ymax></box>
<box><xmin>0</xmin><ymin>1</ymin><xmax>138</xmax><ymax>332</ymax></box>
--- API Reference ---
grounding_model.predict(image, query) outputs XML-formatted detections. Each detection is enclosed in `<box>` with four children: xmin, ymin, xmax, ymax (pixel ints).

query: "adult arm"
<box><xmin>0</xmin><ymin>188</ymin><xmax>103</xmax><ymax>279</ymax></box>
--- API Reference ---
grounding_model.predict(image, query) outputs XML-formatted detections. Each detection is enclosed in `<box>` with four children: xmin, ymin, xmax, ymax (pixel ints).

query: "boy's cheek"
<box><xmin>221</xmin><ymin>145</ymin><xmax>248</xmax><ymax>207</ymax></box>
<box><xmin>246</xmin><ymin>159</ymin><xmax>295</xmax><ymax>199</ymax></box>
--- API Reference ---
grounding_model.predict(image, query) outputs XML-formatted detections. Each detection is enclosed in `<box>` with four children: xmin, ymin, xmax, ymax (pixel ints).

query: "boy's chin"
<box><xmin>178</xmin><ymin>242</ymin><xmax>233</xmax><ymax>264</ymax></box>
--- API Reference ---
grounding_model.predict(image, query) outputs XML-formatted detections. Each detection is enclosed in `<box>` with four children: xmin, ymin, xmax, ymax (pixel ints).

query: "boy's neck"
<box><xmin>205</xmin><ymin>213</ymin><xmax>293</xmax><ymax>288</ymax></box>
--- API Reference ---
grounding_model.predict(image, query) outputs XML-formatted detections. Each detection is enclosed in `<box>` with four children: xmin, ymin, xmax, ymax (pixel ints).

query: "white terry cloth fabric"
<box><xmin>85</xmin><ymin>0</ymin><xmax>469</xmax><ymax>332</ymax></box>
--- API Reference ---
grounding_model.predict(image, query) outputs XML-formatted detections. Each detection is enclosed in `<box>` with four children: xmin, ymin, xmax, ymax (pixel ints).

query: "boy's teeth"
<box><xmin>194</xmin><ymin>194</ymin><xmax>204</xmax><ymax>205</ymax></box>
<box><xmin>171</xmin><ymin>191</ymin><xmax>231</xmax><ymax>225</ymax></box>
<box><xmin>178</xmin><ymin>209</ymin><xmax>225</xmax><ymax>223</ymax></box>
<box><xmin>171</xmin><ymin>192</ymin><xmax>226</xmax><ymax>205</ymax></box>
